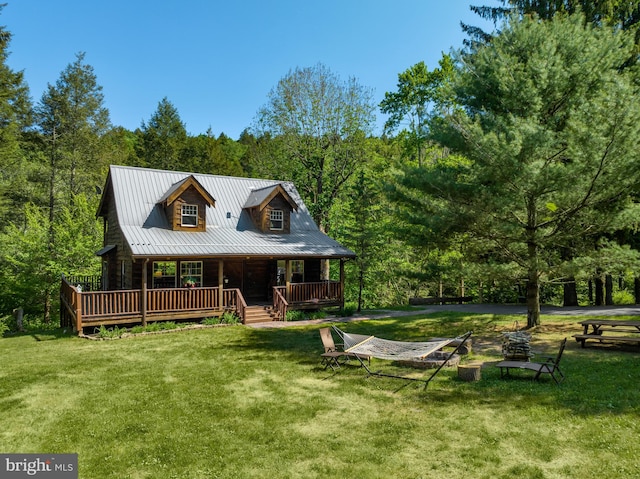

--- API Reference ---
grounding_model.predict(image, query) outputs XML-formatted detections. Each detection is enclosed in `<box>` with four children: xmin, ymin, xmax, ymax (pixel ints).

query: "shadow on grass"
<box><xmin>2</xmin><ymin>327</ymin><xmax>76</xmax><ymax>342</ymax></box>
<box><xmin>239</xmin><ymin>315</ymin><xmax>640</xmax><ymax>417</ymax></box>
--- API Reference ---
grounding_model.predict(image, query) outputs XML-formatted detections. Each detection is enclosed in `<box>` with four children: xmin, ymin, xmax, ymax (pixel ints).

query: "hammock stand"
<box><xmin>332</xmin><ymin>326</ymin><xmax>473</xmax><ymax>390</ymax></box>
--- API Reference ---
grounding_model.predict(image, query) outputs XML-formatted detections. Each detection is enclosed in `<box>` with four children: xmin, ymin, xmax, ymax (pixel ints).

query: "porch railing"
<box><xmin>60</xmin><ymin>277</ymin><xmax>344</xmax><ymax>333</ymax></box>
<box><xmin>287</xmin><ymin>281</ymin><xmax>342</xmax><ymax>305</ymax></box>
<box><xmin>60</xmin><ymin>276</ymin><xmax>246</xmax><ymax>333</ymax></box>
<box><xmin>147</xmin><ymin>287</ymin><xmax>220</xmax><ymax>313</ymax></box>
<box><xmin>272</xmin><ymin>286</ymin><xmax>288</xmax><ymax>320</ymax></box>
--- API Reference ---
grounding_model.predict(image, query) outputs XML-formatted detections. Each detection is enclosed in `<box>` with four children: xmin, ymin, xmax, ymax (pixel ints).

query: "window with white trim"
<box><xmin>180</xmin><ymin>261</ymin><xmax>202</xmax><ymax>288</ymax></box>
<box><xmin>270</xmin><ymin>209</ymin><xmax>283</xmax><ymax>231</ymax></box>
<box><xmin>181</xmin><ymin>204</ymin><xmax>198</xmax><ymax>227</ymax></box>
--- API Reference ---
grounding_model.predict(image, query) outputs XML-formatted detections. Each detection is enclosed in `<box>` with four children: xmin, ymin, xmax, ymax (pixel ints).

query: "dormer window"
<box><xmin>270</xmin><ymin>209</ymin><xmax>283</xmax><ymax>231</ymax></box>
<box><xmin>181</xmin><ymin>204</ymin><xmax>198</xmax><ymax>227</ymax></box>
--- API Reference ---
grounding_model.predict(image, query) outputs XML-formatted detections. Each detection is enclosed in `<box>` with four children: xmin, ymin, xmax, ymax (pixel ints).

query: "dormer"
<box><xmin>243</xmin><ymin>184</ymin><xmax>298</xmax><ymax>234</ymax></box>
<box><xmin>157</xmin><ymin>175</ymin><xmax>216</xmax><ymax>232</ymax></box>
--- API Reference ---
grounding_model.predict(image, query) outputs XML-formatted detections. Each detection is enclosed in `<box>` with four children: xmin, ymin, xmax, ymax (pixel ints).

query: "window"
<box><xmin>181</xmin><ymin>204</ymin><xmax>198</xmax><ymax>227</ymax></box>
<box><xmin>180</xmin><ymin>261</ymin><xmax>202</xmax><ymax>288</ymax></box>
<box><xmin>153</xmin><ymin>261</ymin><xmax>176</xmax><ymax>288</ymax></box>
<box><xmin>270</xmin><ymin>209</ymin><xmax>283</xmax><ymax>231</ymax></box>
<box><xmin>276</xmin><ymin>260</ymin><xmax>286</xmax><ymax>286</ymax></box>
<box><xmin>291</xmin><ymin>260</ymin><xmax>304</xmax><ymax>283</ymax></box>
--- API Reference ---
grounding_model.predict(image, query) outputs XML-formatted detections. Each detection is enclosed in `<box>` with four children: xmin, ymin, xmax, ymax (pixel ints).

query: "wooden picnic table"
<box><xmin>573</xmin><ymin>319</ymin><xmax>640</xmax><ymax>348</ymax></box>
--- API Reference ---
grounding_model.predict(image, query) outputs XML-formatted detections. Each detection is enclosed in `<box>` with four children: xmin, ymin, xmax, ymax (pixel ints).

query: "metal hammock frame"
<box><xmin>332</xmin><ymin>326</ymin><xmax>473</xmax><ymax>389</ymax></box>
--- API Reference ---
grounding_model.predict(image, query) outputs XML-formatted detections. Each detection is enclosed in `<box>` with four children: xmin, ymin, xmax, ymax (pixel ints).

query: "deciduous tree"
<box><xmin>254</xmin><ymin>63</ymin><xmax>376</xmax><ymax>234</ymax></box>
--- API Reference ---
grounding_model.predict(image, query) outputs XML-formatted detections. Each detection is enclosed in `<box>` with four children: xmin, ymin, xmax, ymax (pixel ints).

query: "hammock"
<box><xmin>331</xmin><ymin>326</ymin><xmax>473</xmax><ymax>389</ymax></box>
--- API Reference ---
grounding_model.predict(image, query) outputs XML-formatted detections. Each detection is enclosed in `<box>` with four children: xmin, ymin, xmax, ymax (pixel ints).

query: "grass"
<box><xmin>1</xmin><ymin>311</ymin><xmax>640</xmax><ymax>478</ymax></box>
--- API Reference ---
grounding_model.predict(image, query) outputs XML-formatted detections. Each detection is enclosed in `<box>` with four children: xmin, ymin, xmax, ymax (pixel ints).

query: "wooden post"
<box><xmin>218</xmin><ymin>259</ymin><xmax>224</xmax><ymax>309</ymax></box>
<box><xmin>285</xmin><ymin>260</ymin><xmax>291</xmax><ymax>301</ymax></box>
<box><xmin>141</xmin><ymin>259</ymin><xmax>148</xmax><ymax>327</ymax></box>
<box><xmin>75</xmin><ymin>287</ymin><xmax>82</xmax><ymax>335</ymax></box>
<box><xmin>339</xmin><ymin>259</ymin><xmax>345</xmax><ymax>310</ymax></box>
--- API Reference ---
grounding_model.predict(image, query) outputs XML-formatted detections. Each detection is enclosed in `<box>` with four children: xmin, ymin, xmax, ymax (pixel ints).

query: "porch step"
<box><xmin>243</xmin><ymin>305</ymin><xmax>279</xmax><ymax>324</ymax></box>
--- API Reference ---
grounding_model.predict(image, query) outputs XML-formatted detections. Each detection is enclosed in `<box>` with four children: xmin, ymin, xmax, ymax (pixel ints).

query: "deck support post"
<box><xmin>141</xmin><ymin>259</ymin><xmax>148</xmax><ymax>327</ymax></box>
<box><xmin>218</xmin><ymin>259</ymin><xmax>224</xmax><ymax>309</ymax></box>
<box><xmin>339</xmin><ymin>259</ymin><xmax>345</xmax><ymax>310</ymax></box>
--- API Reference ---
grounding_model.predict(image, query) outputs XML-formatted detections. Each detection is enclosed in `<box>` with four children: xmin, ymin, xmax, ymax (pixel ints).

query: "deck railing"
<box><xmin>60</xmin><ymin>277</ymin><xmax>344</xmax><ymax>333</ymax></box>
<box><xmin>287</xmin><ymin>281</ymin><xmax>342</xmax><ymax>304</ymax></box>
<box><xmin>147</xmin><ymin>287</ymin><xmax>220</xmax><ymax>313</ymax></box>
<box><xmin>60</xmin><ymin>276</ymin><xmax>246</xmax><ymax>333</ymax></box>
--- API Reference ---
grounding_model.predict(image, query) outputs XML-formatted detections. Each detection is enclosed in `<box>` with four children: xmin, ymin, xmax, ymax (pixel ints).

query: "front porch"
<box><xmin>60</xmin><ymin>276</ymin><xmax>344</xmax><ymax>334</ymax></box>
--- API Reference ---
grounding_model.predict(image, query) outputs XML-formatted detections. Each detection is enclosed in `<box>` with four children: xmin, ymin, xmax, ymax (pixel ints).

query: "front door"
<box><xmin>243</xmin><ymin>260</ymin><xmax>270</xmax><ymax>302</ymax></box>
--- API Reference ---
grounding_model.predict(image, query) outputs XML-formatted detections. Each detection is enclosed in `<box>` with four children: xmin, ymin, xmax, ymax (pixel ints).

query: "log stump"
<box><xmin>458</xmin><ymin>363</ymin><xmax>482</xmax><ymax>382</ymax></box>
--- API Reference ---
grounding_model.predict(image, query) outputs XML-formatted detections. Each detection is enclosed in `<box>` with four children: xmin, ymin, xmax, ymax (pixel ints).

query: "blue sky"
<box><xmin>4</xmin><ymin>1</ymin><xmax>499</xmax><ymax>139</ymax></box>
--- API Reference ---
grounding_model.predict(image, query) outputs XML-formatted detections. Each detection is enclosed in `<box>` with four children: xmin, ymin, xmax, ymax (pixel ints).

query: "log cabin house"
<box><xmin>60</xmin><ymin>165</ymin><xmax>355</xmax><ymax>333</ymax></box>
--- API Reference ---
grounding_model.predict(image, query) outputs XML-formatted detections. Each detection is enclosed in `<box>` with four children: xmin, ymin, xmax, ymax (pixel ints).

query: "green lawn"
<box><xmin>1</xmin><ymin>312</ymin><xmax>639</xmax><ymax>478</ymax></box>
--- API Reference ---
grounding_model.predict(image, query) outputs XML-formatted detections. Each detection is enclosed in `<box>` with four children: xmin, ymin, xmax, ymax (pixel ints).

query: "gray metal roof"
<box><xmin>106</xmin><ymin>165</ymin><xmax>355</xmax><ymax>259</ymax></box>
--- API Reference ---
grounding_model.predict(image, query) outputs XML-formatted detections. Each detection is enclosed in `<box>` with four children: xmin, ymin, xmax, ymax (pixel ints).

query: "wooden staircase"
<box><xmin>243</xmin><ymin>305</ymin><xmax>280</xmax><ymax>324</ymax></box>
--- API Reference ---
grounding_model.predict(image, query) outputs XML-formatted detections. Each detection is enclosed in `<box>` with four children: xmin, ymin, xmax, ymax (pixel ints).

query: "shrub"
<box><xmin>285</xmin><ymin>310</ymin><xmax>306</xmax><ymax>321</ymax></box>
<box><xmin>201</xmin><ymin>316</ymin><xmax>221</xmax><ymax>325</ymax></box>
<box><xmin>95</xmin><ymin>325</ymin><xmax>127</xmax><ymax>339</ymax></box>
<box><xmin>220</xmin><ymin>312</ymin><xmax>239</xmax><ymax>325</ymax></box>
<box><xmin>335</xmin><ymin>304</ymin><xmax>356</xmax><ymax>317</ymax></box>
<box><xmin>613</xmin><ymin>289</ymin><xmax>635</xmax><ymax>305</ymax></box>
<box><xmin>0</xmin><ymin>315</ymin><xmax>10</xmax><ymax>336</ymax></box>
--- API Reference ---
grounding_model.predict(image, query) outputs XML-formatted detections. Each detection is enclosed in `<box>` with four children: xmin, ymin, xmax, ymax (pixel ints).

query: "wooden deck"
<box><xmin>60</xmin><ymin>277</ymin><xmax>343</xmax><ymax>334</ymax></box>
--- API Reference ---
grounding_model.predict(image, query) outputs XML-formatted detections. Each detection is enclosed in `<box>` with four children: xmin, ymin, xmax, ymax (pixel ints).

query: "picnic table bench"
<box><xmin>573</xmin><ymin>319</ymin><xmax>640</xmax><ymax>348</ymax></box>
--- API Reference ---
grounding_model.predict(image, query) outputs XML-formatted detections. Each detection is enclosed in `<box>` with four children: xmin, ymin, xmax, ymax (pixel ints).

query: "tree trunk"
<box><xmin>605</xmin><ymin>274</ymin><xmax>613</xmax><ymax>305</ymax></box>
<box><xmin>357</xmin><ymin>269</ymin><xmax>363</xmax><ymax>313</ymax></box>
<box><xmin>526</xmin><ymin>277</ymin><xmax>540</xmax><ymax>328</ymax></box>
<box><xmin>634</xmin><ymin>277</ymin><xmax>640</xmax><ymax>305</ymax></box>
<box><xmin>526</xmin><ymin>215</ymin><xmax>540</xmax><ymax>328</ymax></box>
<box><xmin>13</xmin><ymin>308</ymin><xmax>24</xmax><ymax>332</ymax></box>
<box><xmin>594</xmin><ymin>275</ymin><xmax>604</xmax><ymax>306</ymax></box>
<box><xmin>563</xmin><ymin>278</ymin><xmax>579</xmax><ymax>306</ymax></box>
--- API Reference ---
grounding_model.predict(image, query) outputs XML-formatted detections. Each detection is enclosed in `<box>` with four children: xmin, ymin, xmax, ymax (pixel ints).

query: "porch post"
<box><xmin>218</xmin><ymin>259</ymin><xmax>224</xmax><ymax>309</ymax></box>
<box><xmin>74</xmin><ymin>287</ymin><xmax>82</xmax><ymax>335</ymax></box>
<box><xmin>285</xmin><ymin>260</ymin><xmax>292</xmax><ymax>301</ymax></box>
<box><xmin>141</xmin><ymin>259</ymin><xmax>148</xmax><ymax>327</ymax></box>
<box><xmin>340</xmin><ymin>259</ymin><xmax>345</xmax><ymax>310</ymax></box>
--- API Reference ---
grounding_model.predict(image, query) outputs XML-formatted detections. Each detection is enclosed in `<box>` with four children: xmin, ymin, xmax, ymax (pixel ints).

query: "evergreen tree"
<box><xmin>465</xmin><ymin>0</ymin><xmax>640</xmax><ymax>53</ymax></box>
<box><xmin>137</xmin><ymin>97</ymin><xmax>188</xmax><ymax>171</ymax></box>
<box><xmin>0</xmin><ymin>5</ymin><xmax>33</xmax><ymax>228</ymax></box>
<box><xmin>35</xmin><ymin>52</ymin><xmax>110</xmax><ymax>201</ymax></box>
<box><xmin>393</xmin><ymin>14</ymin><xmax>640</xmax><ymax>327</ymax></box>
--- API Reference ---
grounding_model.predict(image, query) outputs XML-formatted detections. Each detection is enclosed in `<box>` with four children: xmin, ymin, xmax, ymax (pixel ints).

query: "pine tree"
<box><xmin>394</xmin><ymin>14</ymin><xmax>640</xmax><ymax>327</ymax></box>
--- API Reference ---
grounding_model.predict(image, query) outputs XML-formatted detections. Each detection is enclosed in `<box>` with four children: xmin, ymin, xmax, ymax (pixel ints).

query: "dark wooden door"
<box><xmin>243</xmin><ymin>260</ymin><xmax>270</xmax><ymax>302</ymax></box>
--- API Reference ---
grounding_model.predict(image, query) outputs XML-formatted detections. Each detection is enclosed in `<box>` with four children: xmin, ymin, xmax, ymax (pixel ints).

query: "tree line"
<box><xmin>2</xmin><ymin>1</ymin><xmax>640</xmax><ymax>329</ymax></box>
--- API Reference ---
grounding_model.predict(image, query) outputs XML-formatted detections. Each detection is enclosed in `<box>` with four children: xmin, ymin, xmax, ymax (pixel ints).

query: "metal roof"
<box><xmin>106</xmin><ymin>165</ymin><xmax>355</xmax><ymax>259</ymax></box>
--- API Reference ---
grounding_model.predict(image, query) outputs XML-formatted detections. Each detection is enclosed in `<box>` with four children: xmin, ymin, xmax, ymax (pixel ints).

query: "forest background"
<box><xmin>3</xmin><ymin>0</ymin><xmax>640</xmax><ymax>329</ymax></box>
